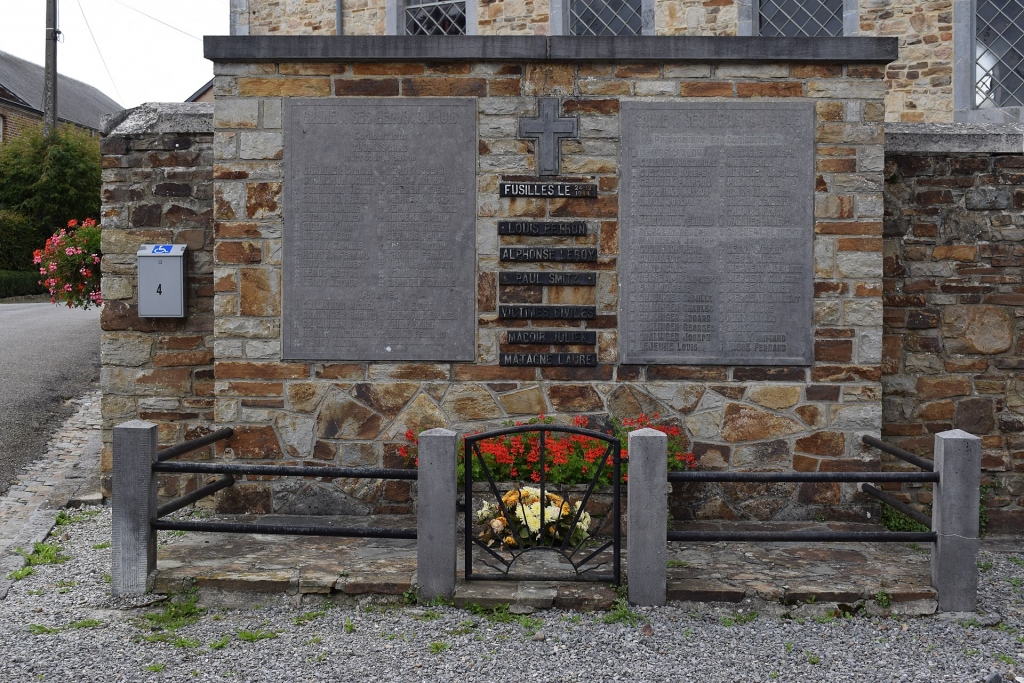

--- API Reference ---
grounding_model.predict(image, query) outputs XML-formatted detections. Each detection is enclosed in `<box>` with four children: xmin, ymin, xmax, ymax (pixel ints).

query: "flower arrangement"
<box><xmin>399</xmin><ymin>412</ymin><xmax>696</xmax><ymax>487</ymax></box>
<box><xmin>476</xmin><ymin>486</ymin><xmax>592</xmax><ymax>549</ymax></box>
<box><xmin>33</xmin><ymin>219</ymin><xmax>102</xmax><ymax>309</ymax></box>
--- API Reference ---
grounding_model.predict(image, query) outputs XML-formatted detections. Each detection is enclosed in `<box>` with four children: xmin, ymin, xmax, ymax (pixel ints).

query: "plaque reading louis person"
<box><xmin>619</xmin><ymin>102</ymin><xmax>814</xmax><ymax>365</ymax></box>
<box><xmin>283</xmin><ymin>99</ymin><xmax>476</xmax><ymax>361</ymax></box>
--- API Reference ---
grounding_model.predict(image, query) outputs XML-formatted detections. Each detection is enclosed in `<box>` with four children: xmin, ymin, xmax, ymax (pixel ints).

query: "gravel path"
<box><xmin>1</xmin><ymin>507</ymin><xmax>1022</xmax><ymax>683</ymax></box>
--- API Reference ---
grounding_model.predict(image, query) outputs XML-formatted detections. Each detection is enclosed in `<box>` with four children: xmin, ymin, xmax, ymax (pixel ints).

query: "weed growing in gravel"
<box><xmin>806</xmin><ymin>652</ymin><xmax>821</xmax><ymax>665</ymax></box>
<box><xmin>174</xmin><ymin>637</ymin><xmax>200</xmax><ymax>648</ymax></box>
<box><xmin>344</xmin><ymin>618</ymin><xmax>355</xmax><ymax>633</ymax></box>
<box><xmin>237</xmin><ymin>629</ymin><xmax>278</xmax><ymax>642</ymax></box>
<box><xmin>813</xmin><ymin>613</ymin><xmax>835</xmax><ymax>625</ymax></box>
<box><xmin>91</xmin><ymin>542</ymin><xmax>110</xmax><ymax>550</ymax></box>
<box><xmin>304</xmin><ymin>636</ymin><xmax>323</xmax><ymax>646</ymax></box>
<box><xmin>980</xmin><ymin>561</ymin><xmax>995</xmax><ymax>572</ymax></box>
<box><xmin>403</xmin><ymin>586</ymin><xmax>418</xmax><ymax>605</ymax></box>
<box><xmin>55</xmin><ymin>510</ymin><xmax>99</xmax><ymax>526</ymax></box>
<box><xmin>415</xmin><ymin>609</ymin><xmax>442</xmax><ymax>621</ymax></box>
<box><xmin>56</xmin><ymin>580</ymin><xmax>75</xmax><ymax>594</ymax></box>
<box><xmin>966</xmin><ymin>649</ymin><xmax>980</xmax><ymax>656</ymax></box>
<box><xmin>71</xmin><ymin>619</ymin><xmax>101</xmax><ymax>629</ymax></box>
<box><xmin>602</xmin><ymin>599</ymin><xmax>643</xmax><ymax>627</ymax></box>
<box><xmin>145</xmin><ymin>592</ymin><xmax>203</xmax><ymax>631</ymax></box>
<box><xmin>16</xmin><ymin>542</ymin><xmax>68</xmax><ymax>566</ymax></box>
<box><xmin>27</xmin><ymin>588</ymin><xmax>43</xmax><ymax>596</ymax></box>
<box><xmin>101</xmin><ymin>574</ymin><xmax>111</xmax><ymax>583</ymax></box>
<box><xmin>1009</xmin><ymin>578</ymin><xmax>1023</xmax><ymax>589</ymax></box>
<box><xmin>1009</xmin><ymin>556</ymin><xmax>1024</xmax><ymax>567</ymax></box>
<box><xmin>8</xmin><ymin>566</ymin><xmax>34</xmax><ymax>581</ymax></box>
<box><xmin>785</xmin><ymin>642</ymin><xmax>793</xmax><ymax>653</ymax></box>
<box><xmin>770</xmin><ymin>672</ymin><xmax>779</xmax><ymax>679</ymax></box>
<box><xmin>959</xmin><ymin>617</ymin><xmax>983</xmax><ymax>628</ymax></box>
<box><xmin>468</xmin><ymin>603</ymin><xmax>515</xmax><ymax>624</ymax></box>
<box><xmin>875</xmin><ymin>590</ymin><xmax>893</xmax><ymax>608</ymax></box>
<box><xmin>28</xmin><ymin>624</ymin><xmax>60</xmax><ymax>635</ymax></box>
<box><xmin>209</xmin><ymin>636</ymin><xmax>231</xmax><ymax>650</ymax></box>
<box><xmin>292</xmin><ymin>610</ymin><xmax>327</xmax><ymax>626</ymax></box>
<box><xmin>144</xmin><ymin>663</ymin><xmax>166</xmax><ymax>673</ymax></box>
<box><xmin>666</xmin><ymin>560</ymin><xmax>689</xmax><ymax>567</ymax></box>
<box><xmin>449</xmin><ymin>620</ymin><xmax>476</xmax><ymax>636</ymax></box>
<box><xmin>517</xmin><ymin>616</ymin><xmax>544</xmax><ymax>635</ymax></box>
<box><xmin>429</xmin><ymin>641</ymin><xmax>450</xmax><ymax>654</ymax></box>
<box><xmin>720</xmin><ymin>612</ymin><xmax>758</xmax><ymax>627</ymax></box>
<box><xmin>996</xmin><ymin>654</ymin><xmax>1016</xmax><ymax>665</ymax></box>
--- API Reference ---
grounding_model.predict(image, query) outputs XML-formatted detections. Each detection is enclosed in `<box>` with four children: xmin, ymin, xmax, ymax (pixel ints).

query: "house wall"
<box><xmin>0</xmin><ymin>102</ymin><xmax>43</xmax><ymax>142</ymax></box>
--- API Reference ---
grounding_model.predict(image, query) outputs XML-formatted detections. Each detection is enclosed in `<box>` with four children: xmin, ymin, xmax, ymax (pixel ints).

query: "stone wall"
<box><xmin>203</xmin><ymin>57</ymin><xmax>886</xmax><ymax>521</ymax></box>
<box><xmin>882</xmin><ymin>126</ymin><xmax>1024</xmax><ymax>533</ymax></box>
<box><xmin>241</xmin><ymin>0</ymin><xmax>952</xmax><ymax>123</ymax></box>
<box><xmin>98</xmin><ymin>103</ymin><xmax>216</xmax><ymax>499</ymax></box>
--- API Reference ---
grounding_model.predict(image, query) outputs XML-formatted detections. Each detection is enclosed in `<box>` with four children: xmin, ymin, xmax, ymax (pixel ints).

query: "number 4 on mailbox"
<box><xmin>137</xmin><ymin>245</ymin><xmax>187</xmax><ymax>318</ymax></box>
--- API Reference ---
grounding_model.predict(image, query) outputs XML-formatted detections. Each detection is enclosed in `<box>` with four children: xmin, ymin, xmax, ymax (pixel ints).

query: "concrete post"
<box><xmin>111</xmin><ymin>420</ymin><xmax>159</xmax><ymax>596</ymax></box>
<box><xmin>416</xmin><ymin>428</ymin><xmax>458</xmax><ymax>602</ymax></box>
<box><xmin>931</xmin><ymin>428</ymin><xmax>982</xmax><ymax>612</ymax></box>
<box><xmin>627</xmin><ymin>427</ymin><xmax>668</xmax><ymax>606</ymax></box>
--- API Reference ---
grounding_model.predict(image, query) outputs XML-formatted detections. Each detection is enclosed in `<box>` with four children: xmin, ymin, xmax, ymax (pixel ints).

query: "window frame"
<box><xmin>386</xmin><ymin>0</ymin><xmax>477</xmax><ymax>35</ymax></box>
<box><xmin>550</xmin><ymin>0</ymin><xmax>655</xmax><ymax>36</ymax></box>
<box><xmin>954</xmin><ymin>0</ymin><xmax>1024</xmax><ymax>122</ymax></box>
<box><xmin>737</xmin><ymin>0</ymin><xmax>858</xmax><ymax>36</ymax></box>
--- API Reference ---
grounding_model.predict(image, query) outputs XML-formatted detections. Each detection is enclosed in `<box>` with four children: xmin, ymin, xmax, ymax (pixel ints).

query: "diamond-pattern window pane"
<box><xmin>569</xmin><ymin>0</ymin><xmax>642</xmax><ymax>36</ymax></box>
<box><xmin>405</xmin><ymin>0</ymin><xmax>466</xmax><ymax>35</ymax></box>
<box><xmin>759</xmin><ymin>0</ymin><xmax>843</xmax><ymax>36</ymax></box>
<box><xmin>976</xmin><ymin>0</ymin><xmax>1024</xmax><ymax>108</ymax></box>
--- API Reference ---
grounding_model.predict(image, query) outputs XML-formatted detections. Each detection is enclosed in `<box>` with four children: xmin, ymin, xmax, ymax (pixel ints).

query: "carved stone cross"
<box><xmin>519</xmin><ymin>98</ymin><xmax>578</xmax><ymax>177</ymax></box>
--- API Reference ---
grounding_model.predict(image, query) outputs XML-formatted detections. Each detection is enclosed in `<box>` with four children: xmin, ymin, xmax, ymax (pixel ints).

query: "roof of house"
<box><xmin>186</xmin><ymin>79</ymin><xmax>213</xmax><ymax>103</ymax></box>
<box><xmin>0</xmin><ymin>50</ymin><xmax>121</xmax><ymax>130</ymax></box>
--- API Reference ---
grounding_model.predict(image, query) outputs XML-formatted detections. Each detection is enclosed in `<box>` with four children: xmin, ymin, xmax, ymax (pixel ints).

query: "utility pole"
<box><xmin>44</xmin><ymin>0</ymin><xmax>59</xmax><ymax>135</ymax></box>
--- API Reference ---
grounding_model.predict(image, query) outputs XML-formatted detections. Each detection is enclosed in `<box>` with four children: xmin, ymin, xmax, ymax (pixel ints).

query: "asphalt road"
<box><xmin>0</xmin><ymin>303</ymin><xmax>100</xmax><ymax>495</ymax></box>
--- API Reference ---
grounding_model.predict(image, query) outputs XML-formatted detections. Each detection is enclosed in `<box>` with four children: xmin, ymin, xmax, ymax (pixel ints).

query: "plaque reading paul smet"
<box><xmin>283</xmin><ymin>99</ymin><xmax>477</xmax><ymax>361</ymax></box>
<box><xmin>619</xmin><ymin>101</ymin><xmax>814</xmax><ymax>366</ymax></box>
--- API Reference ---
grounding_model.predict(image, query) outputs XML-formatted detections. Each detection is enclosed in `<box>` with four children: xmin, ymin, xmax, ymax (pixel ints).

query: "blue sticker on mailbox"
<box><xmin>151</xmin><ymin>245</ymin><xmax>173</xmax><ymax>254</ymax></box>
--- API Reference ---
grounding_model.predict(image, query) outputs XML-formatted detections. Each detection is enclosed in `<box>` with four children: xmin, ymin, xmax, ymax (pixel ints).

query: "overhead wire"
<box><xmin>74</xmin><ymin>0</ymin><xmax>124</xmax><ymax>104</ymax></box>
<box><xmin>108</xmin><ymin>0</ymin><xmax>204</xmax><ymax>41</ymax></box>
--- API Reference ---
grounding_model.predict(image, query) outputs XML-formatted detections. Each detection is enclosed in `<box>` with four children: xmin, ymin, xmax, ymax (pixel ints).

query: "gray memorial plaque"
<box><xmin>283</xmin><ymin>99</ymin><xmax>477</xmax><ymax>361</ymax></box>
<box><xmin>619</xmin><ymin>101</ymin><xmax>814</xmax><ymax>365</ymax></box>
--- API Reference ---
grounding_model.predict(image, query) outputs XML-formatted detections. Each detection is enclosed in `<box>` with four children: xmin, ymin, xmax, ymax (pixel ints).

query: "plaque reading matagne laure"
<box><xmin>619</xmin><ymin>101</ymin><xmax>815</xmax><ymax>365</ymax></box>
<box><xmin>283</xmin><ymin>99</ymin><xmax>477</xmax><ymax>361</ymax></box>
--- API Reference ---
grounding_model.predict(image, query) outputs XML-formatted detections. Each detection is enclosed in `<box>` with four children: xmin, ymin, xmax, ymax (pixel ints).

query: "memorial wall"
<box><xmin>100</xmin><ymin>38</ymin><xmax>894</xmax><ymax>522</ymax></box>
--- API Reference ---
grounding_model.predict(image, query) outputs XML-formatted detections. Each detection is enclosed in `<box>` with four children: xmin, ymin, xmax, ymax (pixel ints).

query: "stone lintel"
<box><xmin>203</xmin><ymin>35</ymin><xmax>898</xmax><ymax>64</ymax></box>
<box><xmin>103</xmin><ymin>102</ymin><xmax>214</xmax><ymax>137</ymax></box>
<box><xmin>885</xmin><ymin>122</ymin><xmax>1024</xmax><ymax>154</ymax></box>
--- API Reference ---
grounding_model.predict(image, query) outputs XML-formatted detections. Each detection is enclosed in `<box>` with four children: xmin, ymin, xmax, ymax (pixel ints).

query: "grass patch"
<box><xmin>144</xmin><ymin>663</ymin><xmax>166</xmax><ymax>673</ymax></box>
<box><xmin>979</xmin><ymin>561</ymin><xmax>994</xmax><ymax>572</ymax></box>
<box><xmin>173</xmin><ymin>637</ymin><xmax>201</xmax><ymax>648</ymax></box>
<box><xmin>209</xmin><ymin>636</ymin><xmax>231</xmax><ymax>650</ymax></box>
<box><xmin>517</xmin><ymin>616</ymin><xmax>544</xmax><ymax>635</ymax></box>
<box><xmin>292</xmin><ymin>610</ymin><xmax>327</xmax><ymax>626</ymax></box>
<box><xmin>996</xmin><ymin>654</ymin><xmax>1016</xmax><ymax>666</ymax></box>
<box><xmin>667</xmin><ymin>560</ymin><xmax>690</xmax><ymax>568</ymax></box>
<box><xmin>602</xmin><ymin>598</ymin><xmax>643</xmax><ymax>627</ymax></box>
<box><xmin>720</xmin><ymin>611</ymin><xmax>758</xmax><ymax>627</ymax></box>
<box><xmin>806</xmin><ymin>652</ymin><xmax>821</xmax><ymax>665</ymax></box>
<box><xmin>55</xmin><ymin>510</ymin><xmax>100</xmax><ymax>526</ymax></box>
<box><xmin>28</xmin><ymin>624</ymin><xmax>60</xmax><ymax>635</ymax></box>
<box><xmin>468</xmin><ymin>603</ymin><xmax>515</xmax><ymax>624</ymax></box>
<box><xmin>71</xmin><ymin>619</ymin><xmax>101</xmax><ymax>629</ymax></box>
<box><xmin>875</xmin><ymin>590</ymin><xmax>893</xmax><ymax>608</ymax></box>
<box><xmin>415</xmin><ymin>609</ymin><xmax>442</xmax><ymax>621</ymax></box>
<box><xmin>1009</xmin><ymin>556</ymin><xmax>1024</xmax><ymax>567</ymax></box>
<box><xmin>16</xmin><ymin>541</ymin><xmax>68</xmax><ymax>566</ymax></box>
<box><xmin>8</xmin><ymin>566</ymin><xmax>35</xmax><ymax>581</ymax></box>
<box><xmin>145</xmin><ymin>593</ymin><xmax>203</xmax><ymax>631</ymax></box>
<box><xmin>304</xmin><ymin>636</ymin><xmax>323</xmax><ymax>646</ymax></box>
<box><xmin>92</xmin><ymin>542</ymin><xmax>111</xmax><ymax>550</ymax></box>
<box><xmin>429</xmin><ymin>641</ymin><xmax>450</xmax><ymax>654</ymax></box>
<box><xmin>237</xmin><ymin>629</ymin><xmax>277</xmax><ymax>642</ymax></box>
<box><xmin>344</xmin><ymin>618</ymin><xmax>355</xmax><ymax>633</ymax></box>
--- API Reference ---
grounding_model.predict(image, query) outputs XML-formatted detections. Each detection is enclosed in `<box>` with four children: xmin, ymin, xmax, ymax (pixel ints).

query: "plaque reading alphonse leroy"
<box><xmin>619</xmin><ymin>101</ymin><xmax>814</xmax><ymax>365</ymax></box>
<box><xmin>283</xmin><ymin>99</ymin><xmax>476</xmax><ymax>361</ymax></box>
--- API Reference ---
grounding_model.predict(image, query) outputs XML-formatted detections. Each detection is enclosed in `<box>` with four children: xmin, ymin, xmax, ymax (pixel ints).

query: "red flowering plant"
<box><xmin>400</xmin><ymin>413</ymin><xmax>695</xmax><ymax>487</ymax></box>
<box><xmin>33</xmin><ymin>218</ymin><xmax>102</xmax><ymax>309</ymax></box>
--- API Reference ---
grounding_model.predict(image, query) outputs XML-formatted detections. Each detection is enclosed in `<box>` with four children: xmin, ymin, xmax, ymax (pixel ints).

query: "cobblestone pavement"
<box><xmin>0</xmin><ymin>389</ymin><xmax>100</xmax><ymax>557</ymax></box>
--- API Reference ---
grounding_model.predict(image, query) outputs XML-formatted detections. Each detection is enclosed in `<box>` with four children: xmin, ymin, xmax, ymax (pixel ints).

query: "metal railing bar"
<box><xmin>861</xmin><ymin>483</ymin><xmax>933</xmax><ymax>528</ymax></box>
<box><xmin>157</xmin><ymin>428</ymin><xmax>234</xmax><ymax>462</ymax></box>
<box><xmin>668</xmin><ymin>530</ymin><xmax>937</xmax><ymax>543</ymax></box>
<box><xmin>153</xmin><ymin>462</ymin><xmax>418</xmax><ymax>480</ymax></box>
<box><xmin>152</xmin><ymin>519</ymin><xmax>417</xmax><ymax>539</ymax></box>
<box><xmin>667</xmin><ymin>471</ymin><xmax>938</xmax><ymax>483</ymax></box>
<box><xmin>861</xmin><ymin>435</ymin><xmax>934</xmax><ymax>472</ymax></box>
<box><xmin>466</xmin><ymin>572</ymin><xmax>615</xmax><ymax>583</ymax></box>
<box><xmin>155</xmin><ymin>476</ymin><xmax>235</xmax><ymax>519</ymax></box>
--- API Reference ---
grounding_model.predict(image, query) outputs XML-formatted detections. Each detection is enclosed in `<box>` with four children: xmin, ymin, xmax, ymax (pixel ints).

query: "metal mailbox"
<box><xmin>137</xmin><ymin>245</ymin><xmax>186</xmax><ymax>318</ymax></box>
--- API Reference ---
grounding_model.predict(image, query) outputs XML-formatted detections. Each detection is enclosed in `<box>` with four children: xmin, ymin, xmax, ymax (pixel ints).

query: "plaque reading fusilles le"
<box><xmin>498</xmin><ymin>221</ymin><xmax>587</xmax><ymax>236</ymax></box>
<box><xmin>499</xmin><ymin>272</ymin><xmax>597</xmax><ymax>286</ymax></box>
<box><xmin>283</xmin><ymin>99</ymin><xmax>476</xmax><ymax>361</ymax></box>
<box><xmin>500</xmin><ymin>247</ymin><xmax>597</xmax><ymax>262</ymax></box>
<box><xmin>499</xmin><ymin>183</ymin><xmax>597</xmax><ymax>198</ymax></box>
<box><xmin>619</xmin><ymin>102</ymin><xmax>814</xmax><ymax>365</ymax></box>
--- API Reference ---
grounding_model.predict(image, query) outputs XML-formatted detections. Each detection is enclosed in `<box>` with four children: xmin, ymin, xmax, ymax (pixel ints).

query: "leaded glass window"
<box><xmin>569</xmin><ymin>0</ymin><xmax>643</xmax><ymax>35</ymax></box>
<box><xmin>976</xmin><ymin>0</ymin><xmax>1024</xmax><ymax>108</ymax></box>
<box><xmin>405</xmin><ymin>0</ymin><xmax>467</xmax><ymax>34</ymax></box>
<box><xmin>759</xmin><ymin>0</ymin><xmax>844</xmax><ymax>36</ymax></box>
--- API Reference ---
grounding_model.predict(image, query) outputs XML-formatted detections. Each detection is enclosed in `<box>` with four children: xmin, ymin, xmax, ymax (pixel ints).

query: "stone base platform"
<box><xmin>154</xmin><ymin>515</ymin><xmax>944</xmax><ymax>611</ymax></box>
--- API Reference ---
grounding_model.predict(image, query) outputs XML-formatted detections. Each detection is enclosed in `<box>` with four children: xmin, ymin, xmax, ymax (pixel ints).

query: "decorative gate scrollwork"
<box><xmin>463</xmin><ymin>425</ymin><xmax>621</xmax><ymax>584</ymax></box>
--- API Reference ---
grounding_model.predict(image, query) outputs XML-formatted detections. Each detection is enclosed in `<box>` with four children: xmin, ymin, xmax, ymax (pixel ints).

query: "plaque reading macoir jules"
<box><xmin>283</xmin><ymin>99</ymin><xmax>476</xmax><ymax>361</ymax></box>
<box><xmin>619</xmin><ymin>101</ymin><xmax>814</xmax><ymax>365</ymax></box>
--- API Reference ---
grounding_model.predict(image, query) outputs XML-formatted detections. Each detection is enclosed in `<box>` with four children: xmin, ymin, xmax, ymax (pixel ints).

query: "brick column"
<box><xmin>111</xmin><ymin>420</ymin><xmax>159</xmax><ymax>596</ymax></box>
<box><xmin>627</xmin><ymin>427</ymin><xmax>668</xmax><ymax>606</ymax></box>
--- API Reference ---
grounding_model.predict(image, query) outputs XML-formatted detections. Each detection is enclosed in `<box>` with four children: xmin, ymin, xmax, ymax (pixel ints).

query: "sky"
<box><xmin>0</xmin><ymin>0</ymin><xmax>230</xmax><ymax>108</ymax></box>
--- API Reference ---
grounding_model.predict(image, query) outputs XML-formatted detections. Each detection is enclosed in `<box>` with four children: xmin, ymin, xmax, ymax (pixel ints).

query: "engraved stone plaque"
<box><xmin>283</xmin><ymin>99</ymin><xmax>477</xmax><ymax>361</ymax></box>
<box><xmin>619</xmin><ymin>101</ymin><xmax>814</xmax><ymax>365</ymax></box>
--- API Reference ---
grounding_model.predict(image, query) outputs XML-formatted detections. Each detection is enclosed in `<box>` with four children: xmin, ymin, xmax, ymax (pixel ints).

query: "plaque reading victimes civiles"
<box><xmin>619</xmin><ymin>101</ymin><xmax>814</xmax><ymax>365</ymax></box>
<box><xmin>283</xmin><ymin>99</ymin><xmax>477</xmax><ymax>361</ymax></box>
